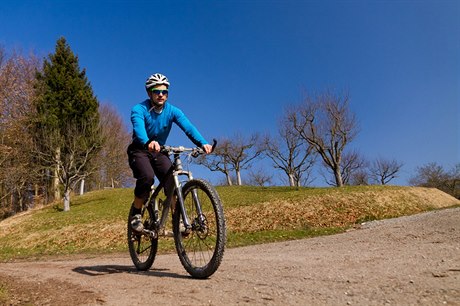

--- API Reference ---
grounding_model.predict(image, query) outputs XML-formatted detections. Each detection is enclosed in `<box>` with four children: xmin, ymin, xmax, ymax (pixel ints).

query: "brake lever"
<box><xmin>160</xmin><ymin>145</ymin><xmax>169</xmax><ymax>154</ymax></box>
<box><xmin>191</xmin><ymin>148</ymin><xmax>204</xmax><ymax>158</ymax></box>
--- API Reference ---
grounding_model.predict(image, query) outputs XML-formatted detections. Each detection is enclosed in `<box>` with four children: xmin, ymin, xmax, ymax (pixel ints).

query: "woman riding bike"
<box><xmin>127</xmin><ymin>73</ymin><xmax>213</xmax><ymax>232</ymax></box>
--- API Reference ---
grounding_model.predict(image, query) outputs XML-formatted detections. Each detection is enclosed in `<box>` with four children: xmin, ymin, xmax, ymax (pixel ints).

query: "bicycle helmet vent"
<box><xmin>145</xmin><ymin>73</ymin><xmax>170</xmax><ymax>89</ymax></box>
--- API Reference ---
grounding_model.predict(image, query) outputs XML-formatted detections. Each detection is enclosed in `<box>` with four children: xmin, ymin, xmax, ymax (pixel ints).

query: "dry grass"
<box><xmin>225</xmin><ymin>187</ymin><xmax>460</xmax><ymax>232</ymax></box>
<box><xmin>0</xmin><ymin>186</ymin><xmax>458</xmax><ymax>260</ymax></box>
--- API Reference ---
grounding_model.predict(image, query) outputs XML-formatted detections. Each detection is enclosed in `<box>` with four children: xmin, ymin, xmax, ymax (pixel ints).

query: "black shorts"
<box><xmin>127</xmin><ymin>143</ymin><xmax>173</xmax><ymax>200</ymax></box>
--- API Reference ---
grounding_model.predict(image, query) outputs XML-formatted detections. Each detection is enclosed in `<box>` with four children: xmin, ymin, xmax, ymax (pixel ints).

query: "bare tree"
<box><xmin>34</xmin><ymin>122</ymin><xmax>101</xmax><ymax>211</ymax></box>
<box><xmin>0</xmin><ymin>48</ymin><xmax>41</xmax><ymax>217</ymax></box>
<box><xmin>350</xmin><ymin>169</ymin><xmax>369</xmax><ymax>186</ymax></box>
<box><xmin>341</xmin><ymin>151</ymin><xmax>368</xmax><ymax>186</ymax></box>
<box><xmin>409</xmin><ymin>162</ymin><xmax>448</xmax><ymax>189</ymax></box>
<box><xmin>198</xmin><ymin>133</ymin><xmax>263</xmax><ymax>185</ymax></box>
<box><xmin>87</xmin><ymin>103</ymin><xmax>132</xmax><ymax>190</ymax></box>
<box><xmin>196</xmin><ymin>139</ymin><xmax>234</xmax><ymax>185</ymax></box>
<box><xmin>263</xmin><ymin>113</ymin><xmax>315</xmax><ymax>187</ymax></box>
<box><xmin>247</xmin><ymin>168</ymin><xmax>273</xmax><ymax>187</ymax></box>
<box><xmin>369</xmin><ymin>158</ymin><xmax>403</xmax><ymax>185</ymax></box>
<box><xmin>409</xmin><ymin>162</ymin><xmax>459</xmax><ymax>199</ymax></box>
<box><xmin>225</xmin><ymin>133</ymin><xmax>264</xmax><ymax>185</ymax></box>
<box><xmin>319</xmin><ymin>150</ymin><xmax>367</xmax><ymax>186</ymax></box>
<box><xmin>446</xmin><ymin>164</ymin><xmax>460</xmax><ymax>199</ymax></box>
<box><xmin>290</xmin><ymin>90</ymin><xmax>358</xmax><ymax>187</ymax></box>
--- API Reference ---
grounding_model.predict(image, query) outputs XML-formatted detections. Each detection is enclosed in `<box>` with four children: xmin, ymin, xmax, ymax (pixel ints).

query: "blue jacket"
<box><xmin>131</xmin><ymin>99</ymin><xmax>208</xmax><ymax>148</ymax></box>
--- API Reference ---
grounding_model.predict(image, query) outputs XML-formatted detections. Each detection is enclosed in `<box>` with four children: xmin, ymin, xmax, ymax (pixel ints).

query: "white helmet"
<box><xmin>145</xmin><ymin>73</ymin><xmax>170</xmax><ymax>90</ymax></box>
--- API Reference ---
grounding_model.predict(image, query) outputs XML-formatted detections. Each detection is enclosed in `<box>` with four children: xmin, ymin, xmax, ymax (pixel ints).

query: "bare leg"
<box><xmin>133</xmin><ymin>196</ymin><xmax>144</xmax><ymax>209</ymax></box>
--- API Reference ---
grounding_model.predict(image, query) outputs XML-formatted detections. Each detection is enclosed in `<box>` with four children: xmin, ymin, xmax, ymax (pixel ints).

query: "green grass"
<box><xmin>0</xmin><ymin>185</ymin><xmax>458</xmax><ymax>261</ymax></box>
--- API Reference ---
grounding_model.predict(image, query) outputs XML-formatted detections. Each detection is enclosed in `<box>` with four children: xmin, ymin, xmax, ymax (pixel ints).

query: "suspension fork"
<box><xmin>176</xmin><ymin>181</ymin><xmax>205</xmax><ymax>229</ymax></box>
<box><xmin>191</xmin><ymin>188</ymin><xmax>204</xmax><ymax>221</ymax></box>
<box><xmin>173</xmin><ymin>173</ymin><xmax>192</xmax><ymax>229</ymax></box>
<box><xmin>171</xmin><ymin>152</ymin><xmax>203</xmax><ymax>229</ymax></box>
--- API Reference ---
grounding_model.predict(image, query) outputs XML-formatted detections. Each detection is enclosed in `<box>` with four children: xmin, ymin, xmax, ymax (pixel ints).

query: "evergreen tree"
<box><xmin>33</xmin><ymin>37</ymin><xmax>101</xmax><ymax>211</ymax></box>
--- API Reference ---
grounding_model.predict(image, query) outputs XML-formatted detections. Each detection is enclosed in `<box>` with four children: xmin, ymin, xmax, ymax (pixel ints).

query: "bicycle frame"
<box><xmin>143</xmin><ymin>149</ymin><xmax>202</xmax><ymax>238</ymax></box>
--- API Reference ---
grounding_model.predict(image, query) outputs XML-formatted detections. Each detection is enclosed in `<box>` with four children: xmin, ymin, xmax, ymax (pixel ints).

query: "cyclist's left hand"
<box><xmin>202</xmin><ymin>144</ymin><xmax>213</xmax><ymax>154</ymax></box>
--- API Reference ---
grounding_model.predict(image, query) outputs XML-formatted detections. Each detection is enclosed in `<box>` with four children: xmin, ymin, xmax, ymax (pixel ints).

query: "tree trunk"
<box><xmin>79</xmin><ymin>179</ymin><xmax>85</xmax><ymax>195</ymax></box>
<box><xmin>334</xmin><ymin>167</ymin><xmax>343</xmax><ymax>187</ymax></box>
<box><xmin>53</xmin><ymin>147</ymin><xmax>61</xmax><ymax>200</ymax></box>
<box><xmin>225</xmin><ymin>172</ymin><xmax>232</xmax><ymax>186</ymax></box>
<box><xmin>53</xmin><ymin>168</ymin><xmax>60</xmax><ymax>200</ymax></box>
<box><xmin>288</xmin><ymin>173</ymin><xmax>296</xmax><ymax>187</ymax></box>
<box><xmin>63</xmin><ymin>188</ymin><xmax>71</xmax><ymax>212</ymax></box>
<box><xmin>17</xmin><ymin>189</ymin><xmax>23</xmax><ymax>212</ymax></box>
<box><xmin>236</xmin><ymin>169</ymin><xmax>242</xmax><ymax>186</ymax></box>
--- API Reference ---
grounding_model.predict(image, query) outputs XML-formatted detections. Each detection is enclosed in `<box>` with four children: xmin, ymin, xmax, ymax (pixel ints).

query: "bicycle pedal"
<box><xmin>142</xmin><ymin>229</ymin><xmax>158</xmax><ymax>239</ymax></box>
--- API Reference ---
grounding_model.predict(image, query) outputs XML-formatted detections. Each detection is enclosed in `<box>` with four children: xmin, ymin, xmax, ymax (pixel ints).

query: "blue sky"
<box><xmin>1</xmin><ymin>0</ymin><xmax>459</xmax><ymax>186</ymax></box>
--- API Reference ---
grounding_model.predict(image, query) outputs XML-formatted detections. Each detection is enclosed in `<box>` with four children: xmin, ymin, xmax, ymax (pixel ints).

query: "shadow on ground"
<box><xmin>72</xmin><ymin>264</ymin><xmax>192</xmax><ymax>279</ymax></box>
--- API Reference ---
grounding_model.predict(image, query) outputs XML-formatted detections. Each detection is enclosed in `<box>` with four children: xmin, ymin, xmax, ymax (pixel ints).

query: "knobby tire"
<box><xmin>173</xmin><ymin>179</ymin><xmax>226</xmax><ymax>279</ymax></box>
<box><xmin>127</xmin><ymin>205</ymin><xmax>158</xmax><ymax>271</ymax></box>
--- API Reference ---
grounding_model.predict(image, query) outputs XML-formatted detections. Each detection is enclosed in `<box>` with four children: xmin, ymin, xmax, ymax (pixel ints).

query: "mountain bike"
<box><xmin>127</xmin><ymin>140</ymin><xmax>226</xmax><ymax>279</ymax></box>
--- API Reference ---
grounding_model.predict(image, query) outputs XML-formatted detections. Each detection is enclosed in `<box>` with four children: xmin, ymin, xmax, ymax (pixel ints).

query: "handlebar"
<box><xmin>160</xmin><ymin>139</ymin><xmax>217</xmax><ymax>157</ymax></box>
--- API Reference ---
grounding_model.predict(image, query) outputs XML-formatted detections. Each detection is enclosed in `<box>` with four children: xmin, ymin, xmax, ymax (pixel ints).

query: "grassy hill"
<box><xmin>0</xmin><ymin>185</ymin><xmax>458</xmax><ymax>261</ymax></box>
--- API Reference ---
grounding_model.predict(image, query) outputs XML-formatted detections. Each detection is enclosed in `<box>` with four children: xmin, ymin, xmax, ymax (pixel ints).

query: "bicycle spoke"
<box><xmin>173</xmin><ymin>179</ymin><xmax>226</xmax><ymax>278</ymax></box>
<box><xmin>136</xmin><ymin>241</ymin><xmax>152</xmax><ymax>255</ymax></box>
<box><xmin>128</xmin><ymin>205</ymin><xmax>158</xmax><ymax>271</ymax></box>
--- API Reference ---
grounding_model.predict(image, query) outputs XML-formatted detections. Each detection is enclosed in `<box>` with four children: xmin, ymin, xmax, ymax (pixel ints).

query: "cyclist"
<box><xmin>127</xmin><ymin>73</ymin><xmax>213</xmax><ymax>232</ymax></box>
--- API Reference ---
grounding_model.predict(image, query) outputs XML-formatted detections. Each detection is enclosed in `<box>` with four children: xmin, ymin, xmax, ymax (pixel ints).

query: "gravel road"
<box><xmin>1</xmin><ymin>207</ymin><xmax>459</xmax><ymax>305</ymax></box>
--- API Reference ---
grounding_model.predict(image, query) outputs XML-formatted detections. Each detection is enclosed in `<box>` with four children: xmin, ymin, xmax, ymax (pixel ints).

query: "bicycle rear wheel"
<box><xmin>127</xmin><ymin>205</ymin><xmax>158</xmax><ymax>271</ymax></box>
<box><xmin>173</xmin><ymin>179</ymin><xmax>226</xmax><ymax>279</ymax></box>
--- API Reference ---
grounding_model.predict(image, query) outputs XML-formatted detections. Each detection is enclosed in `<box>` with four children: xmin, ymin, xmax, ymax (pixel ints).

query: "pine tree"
<box><xmin>33</xmin><ymin>37</ymin><xmax>101</xmax><ymax>211</ymax></box>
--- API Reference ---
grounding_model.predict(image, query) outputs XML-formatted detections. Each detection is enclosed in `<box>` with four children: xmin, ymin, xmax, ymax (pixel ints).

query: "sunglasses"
<box><xmin>150</xmin><ymin>89</ymin><xmax>169</xmax><ymax>95</ymax></box>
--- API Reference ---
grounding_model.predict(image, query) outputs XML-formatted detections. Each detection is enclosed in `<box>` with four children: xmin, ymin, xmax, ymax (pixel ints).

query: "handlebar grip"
<box><xmin>211</xmin><ymin>139</ymin><xmax>217</xmax><ymax>153</ymax></box>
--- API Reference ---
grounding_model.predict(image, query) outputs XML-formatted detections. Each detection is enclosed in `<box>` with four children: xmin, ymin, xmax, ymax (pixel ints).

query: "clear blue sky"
<box><xmin>1</xmin><ymin>0</ymin><xmax>459</xmax><ymax>186</ymax></box>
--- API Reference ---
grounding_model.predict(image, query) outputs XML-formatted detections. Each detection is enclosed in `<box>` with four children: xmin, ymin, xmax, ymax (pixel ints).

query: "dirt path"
<box><xmin>1</xmin><ymin>207</ymin><xmax>459</xmax><ymax>305</ymax></box>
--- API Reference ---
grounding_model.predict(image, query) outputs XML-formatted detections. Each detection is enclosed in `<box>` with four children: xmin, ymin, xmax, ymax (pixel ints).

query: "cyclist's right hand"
<box><xmin>147</xmin><ymin>141</ymin><xmax>161</xmax><ymax>152</ymax></box>
<box><xmin>202</xmin><ymin>144</ymin><xmax>213</xmax><ymax>154</ymax></box>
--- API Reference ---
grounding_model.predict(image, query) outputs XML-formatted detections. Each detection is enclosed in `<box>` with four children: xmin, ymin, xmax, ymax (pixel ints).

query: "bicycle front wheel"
<box><xmin>127</xmin><ymin>205</ymin><xmax>158</xmax><ymax>271</ymax></box>
<box><xmin>173</xmin><ymin>179</ymin><xmax>226</xmax><ymax>279</ymax></box>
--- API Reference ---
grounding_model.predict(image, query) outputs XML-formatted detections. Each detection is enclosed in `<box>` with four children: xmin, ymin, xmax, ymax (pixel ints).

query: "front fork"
<box><xmin>173</xmin><ymin>172</ymin><xmax>194</xmax><ymax>231</ymax></box>
<box><xmin>173</xmin><ymin>171</ymin><xmax>205</xmax><ymax>231</ymax></box>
